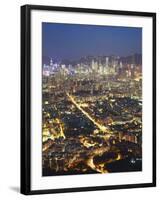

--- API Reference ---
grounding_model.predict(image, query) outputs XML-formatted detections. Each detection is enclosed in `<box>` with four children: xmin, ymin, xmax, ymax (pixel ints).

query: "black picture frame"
<box><xmin>21</xmin><ymin>4</ymin><xmax>156</xmax><ymax>195</ymax></box>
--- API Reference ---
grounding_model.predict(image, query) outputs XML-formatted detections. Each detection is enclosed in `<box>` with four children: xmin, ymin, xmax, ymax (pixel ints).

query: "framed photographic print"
<box><xmin>21</xmin><ymin>4</ymin><xmax>156</xmax><ymax>195</ymax></box>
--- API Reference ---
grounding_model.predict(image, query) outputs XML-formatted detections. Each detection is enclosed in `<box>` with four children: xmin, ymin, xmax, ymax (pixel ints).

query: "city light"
<box><xmin>42</xmin><ymin>54</ymin><xmax>142</xmax><ymax>176</ymax></box>
<box><xmin>66</xmin><ymin>93</ymin><xmax>108</xmax><ymax>133</ymax></box>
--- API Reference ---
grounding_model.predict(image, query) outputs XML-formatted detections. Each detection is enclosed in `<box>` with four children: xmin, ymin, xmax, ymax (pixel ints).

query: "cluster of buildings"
<box><xmin>43</xmin><ymin>55</ymin><xmax>142</xmax><ymax>80</ymax></box>
<box><xmin>42</xmin><ymin>54</ymin><xmax>142</xmax><ymax>176</ymax></box>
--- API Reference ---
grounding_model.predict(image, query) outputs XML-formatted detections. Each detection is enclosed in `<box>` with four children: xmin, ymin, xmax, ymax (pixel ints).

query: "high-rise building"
<box><xmin>91</xmin><ymin>59</ymin><xmax>95</xmax><ymax>70</ymax></box>
<box><xmin>91</xmin><ymin>59</ymin><xmax>98</xmax><ymax>72</ymax></box>
<box><xmin>120</xmin><ymin>61</ymin><xmax>123</xmax><ymax>69</ymax></box>
<box><xmin>50</xmin><ymin>58</ymin><xmax>53</xmax><ymax>67</ymax></box>
<box><xmin>106</xmin><ymin>57</ymin><xmax>109</xmax><ymax>68</ymax></box>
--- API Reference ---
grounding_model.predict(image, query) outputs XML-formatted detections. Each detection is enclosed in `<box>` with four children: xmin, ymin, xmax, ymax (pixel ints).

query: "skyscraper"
<box><xmin>106</xmin><ymin>57</ymin><xmax>109</xmax><ymax>68</ymax></box>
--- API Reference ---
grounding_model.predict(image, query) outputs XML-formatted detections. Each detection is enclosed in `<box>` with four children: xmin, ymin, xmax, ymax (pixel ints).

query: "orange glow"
<box><xmin>66</xmin><ymin>93</ymin><xmax>108</xmax><ymax>133</ymax></box>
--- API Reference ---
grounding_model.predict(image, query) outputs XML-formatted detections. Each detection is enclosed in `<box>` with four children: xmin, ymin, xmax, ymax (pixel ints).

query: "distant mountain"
<box><xmin>120</xmin><ymin>54</ymin><xmax>142</xmax><ymax>65</ymax></box>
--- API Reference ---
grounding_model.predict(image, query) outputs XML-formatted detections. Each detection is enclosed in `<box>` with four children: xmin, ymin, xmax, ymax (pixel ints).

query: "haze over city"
<box><xmin>42</xmin><ymin>23</ymin><xmax>142</xmax><ymax>61</ymax></box>
<box><xmin>42</xmin><ymin>22</ymin><xmax>142</xmax><ymax>176</ymax></box>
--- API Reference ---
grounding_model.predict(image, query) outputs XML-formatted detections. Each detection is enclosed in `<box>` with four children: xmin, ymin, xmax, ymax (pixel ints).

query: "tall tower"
<box><xmin>91</xmin><ymin>59</ymin><xmax>95</xmax><ymax>70</ymax></box>
<box><xmin>131</xmin><ymin>64</ymin><xmax>135</xmax><ymax>78</ymax></box>
<box><xmin>118</xmin><ymin>61</ymin><xmax>123</xmax><ymax>76</ymax></box>
<box><xmin>106</xmin><ymin>57</ymin><xmax>109</xmax><ymax>68</ymax></box>
<box><xmin>50</xmin><ymin>58</ymin><xmax>53</xmax><ymax>67</ymax></box>
<box><xmin>120</xmin><ymin>61</ymin><xmax>123</xmax><ymax>69</ymax></box>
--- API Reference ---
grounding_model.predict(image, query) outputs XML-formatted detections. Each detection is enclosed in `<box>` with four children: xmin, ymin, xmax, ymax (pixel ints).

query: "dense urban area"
<box><xmin>42</xmin><ymin>54</ymin><xmax>142</xmax><ymax>176</ymax></box>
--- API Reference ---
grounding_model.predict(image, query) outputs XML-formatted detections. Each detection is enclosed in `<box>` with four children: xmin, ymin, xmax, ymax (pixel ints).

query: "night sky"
<box><xmin>42</xmin><ymin>22</ymin><xmax>142</xmax><ymax>61</ymax></box>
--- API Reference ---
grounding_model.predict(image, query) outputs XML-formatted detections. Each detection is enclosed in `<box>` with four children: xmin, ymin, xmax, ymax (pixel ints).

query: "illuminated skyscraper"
<box><xmin>120</xmin><ymin>61</ymin><xmax>123</xmax><ymax>68</ymax></box>
<box><xmin>91</xmin><ymin>59</ymin><xmax>95</xmax><ymax>70</ymax></box>
<box><xmin>50</xmin><ymin>58</ymin><xmax>53</xmax><ymax>67</ymax></box>
<box><xmin>91</xmin><ymin>59</ymin><xmax>98</xmax><ymax>72</ymax></box>
<box><xmin>106</xmin><ymin>57</ymin><xmax>109</xmax><ymax>68</ymax></box>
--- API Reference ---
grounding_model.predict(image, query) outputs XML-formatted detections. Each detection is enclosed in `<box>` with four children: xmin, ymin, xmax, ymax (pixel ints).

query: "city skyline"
<box><xmin>42</xmin><ymin>23</ymin><xmax>142</xmax><ymax>61</ymax></box>
<box><xmin>42</xmin><ymin>22</ymin><xmax>142</xmax><ymax>176</ymax></box>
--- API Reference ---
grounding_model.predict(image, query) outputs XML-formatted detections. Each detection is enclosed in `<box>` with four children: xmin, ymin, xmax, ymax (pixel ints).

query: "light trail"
<box><xmin>66</xmin><ymin>93</ymin><xmax>108</xmax><ymax>133</ymax></box>
<box><xmin>43</xmin><ymin>146</ymin><xmax>48</xmax><ymax>152</ymax></box>
<box><xmin>54</xmin><ymin>105</ymin><xmax>66</xmax><ymax>139</ymax></box>
<box><xmin>42</xmin><ymin>141</ymin><xmax>54</xmax><ymax>152</ymax></box>
<box><xmin>87</xmin><ymin>156</ymin><xmax>108</xmax><ymax>173</ymax></box>
<box><xmin>116</xmin><ymin>153</ymin><xmax>121</xmax><ymax>161</ymax></box>
<box><xmin>86</xmin><ymin>147</ymin><xmax>109</xmax><ymax>173</ymax></box>
<box><xmin>87</xmin><ymin>150</ymin><xmax>121</xmax><ymax>173</ymax></box>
